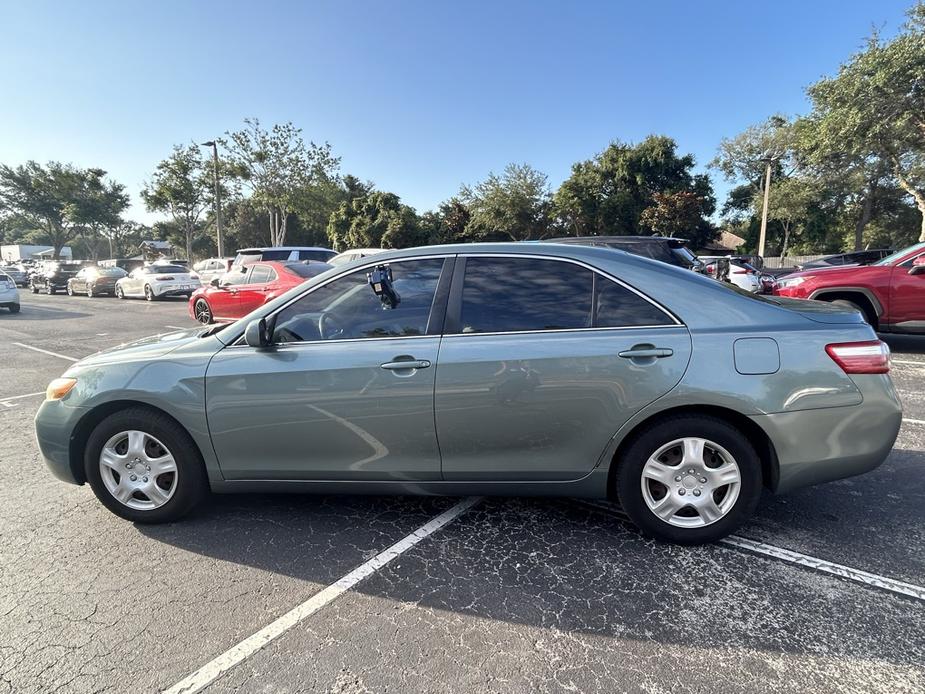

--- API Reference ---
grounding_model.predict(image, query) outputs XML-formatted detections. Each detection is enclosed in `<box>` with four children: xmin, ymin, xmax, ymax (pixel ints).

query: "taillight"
<box><xmin>155</xmin><ymin>275</ymin><xmax>174</xmax><ymax>281</ymax></box>
<box><xmin>731</xmin><ymin>268</ymin><xmax>746</xmax><ymax>274</ymax></box>
<box><xmin>825</xmin><ymin>341</ymin><xmax>890</xmax><ymax>374</ymax></box>
<box><xmin>706</xmin><ymin>264</ymin><xmax>715</xmax><ymax>273</ymax></box>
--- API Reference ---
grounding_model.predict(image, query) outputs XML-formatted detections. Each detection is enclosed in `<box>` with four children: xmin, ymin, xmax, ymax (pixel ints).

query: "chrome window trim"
<box><xmin>225</xmin><ymin>250</ymin><xmax>682</xmax><ymax>348</ymax></box>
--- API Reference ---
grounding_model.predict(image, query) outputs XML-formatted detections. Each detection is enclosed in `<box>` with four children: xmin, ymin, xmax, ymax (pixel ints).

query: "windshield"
<box><xmin>874</xmin><ymin>242</ymin><xmax>925</xmax><ymax>266</ymax></box>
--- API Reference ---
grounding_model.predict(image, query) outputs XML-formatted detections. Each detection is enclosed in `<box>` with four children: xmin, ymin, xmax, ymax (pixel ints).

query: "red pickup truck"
<box><xmin>773</xmin><ymin>242</ymin><xmax>925</xmax><ymax>333</ymax></box>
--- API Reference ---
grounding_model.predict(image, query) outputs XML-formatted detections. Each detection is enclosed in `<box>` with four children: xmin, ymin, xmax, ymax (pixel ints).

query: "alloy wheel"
<box><xmin>640</xmin><ymin>437</ymin><xmax>741</xmax><ymax>528</ymax></box>
<box><xmin>98</xmin><ymin>430</ymin><xmax>178</xmax><ymax>511</ymax></box>
<box><xmin>194</xmin><ymin>299</ymin><xmax>212</xmax><ymax>324</ymax></box>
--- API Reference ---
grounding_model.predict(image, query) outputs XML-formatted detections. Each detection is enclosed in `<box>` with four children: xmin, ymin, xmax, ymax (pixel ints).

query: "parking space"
<box><xmin>1</xmin><ymin>292</ymin><xmax>924</xmax><ymax>693</ymax></box>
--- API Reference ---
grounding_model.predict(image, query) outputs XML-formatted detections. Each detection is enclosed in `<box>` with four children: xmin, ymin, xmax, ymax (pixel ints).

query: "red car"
<box><xmin>773</xmin><ymin>241</ymin><xmax>925</xmax><ymax>333</ymax></box>
<box><xmin>188</xmin><ymin>260</ymin><xmax>332</xmax><ymax>324</ymax></box>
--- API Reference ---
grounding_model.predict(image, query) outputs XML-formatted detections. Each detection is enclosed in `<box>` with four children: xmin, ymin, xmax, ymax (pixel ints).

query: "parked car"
<box><xmin>35</xmin><ymin>243</ymin><xmax>901</xmax><ymax>544</ymax></box>
<box><xmin>30</xmin><ymin>261</ymin><xmax>82</xmax><ymax>294</ymax></box>
<box><xmin>548</xmin><ymin>235</ymin><xmax>705</xmax><ymax>271</ymax></box>
<box><xmin>192</xmin><ymin>257</ymin><xmax>233</xmax><ymax>285</ymax></box>
<box><xmin>699</xmin><ymin>256</ymin><xmax>762</xmax><ymax>292</ymax></box>
<box><xmin>773</xmin><ymin>241</ymin><xmax>925</xmax><ymax>332</ymax></box>
<box><xmin>329</xmin><ymin>248</ymin><xmax>387</xmax><ymax>266</ymax></box>
<box><xmin>115</xmin><ymin>264</ymin><xmax>200</xmax><ymax>301</ymax></box>
<box><xmin>232</xmin><ymin>246</ymin><xmax>336</xmax><ymax>267</ymax></box>
<box><xmin>66</xmin><ymin>266</ymin><xmax>127</xmax><ymax>297</ymax></box>
<box><xmin>189</xmin><ymin>260</ymin><xmax>332</xmax><ymax>324</ymax></box>
<box><xmin>0</xmin><ymin>272</ymin><xmax>20</xmax><ymax>313</ymax></box>
<box><xmin>798</xmin><ymin>249</ymin><xmax>894</xmax><ymax>271</ymax></box>
<box><xmin>99</xmin><ymin>258</ymin><xmax>145</xmax><ymax>274</ymax></box>
<box><xmin>1</xmin><ymin>264</ymin><xmax>29</xmax><ymax>287</ymax></box>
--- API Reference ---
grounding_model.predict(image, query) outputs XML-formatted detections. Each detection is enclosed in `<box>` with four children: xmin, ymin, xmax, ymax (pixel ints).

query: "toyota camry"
<box><xmin>34</xmin><ymin>243</ymin><xmax>902</xmax><ymax>544</ymax></box>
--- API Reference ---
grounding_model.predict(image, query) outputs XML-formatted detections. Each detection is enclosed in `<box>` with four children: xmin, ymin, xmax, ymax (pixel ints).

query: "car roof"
<box><xmin>235</xmin><ymin>246</ymin><xmax>333</xmax><ymax>253</ymax></box>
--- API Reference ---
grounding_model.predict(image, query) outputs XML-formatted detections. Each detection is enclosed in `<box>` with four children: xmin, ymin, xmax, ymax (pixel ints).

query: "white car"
<box><xmin>700</xmin><ymin>256</ymin><xmax>762</xmax><ymax>292</ymax></box>
<box><xmin>328</xmin><ymin>248</ymin><xmax>387</xmax><ymax>266</ymax></box>
<box><xmin>0</xmin><ymin>272</ymin><xmax>20</xmax><ymax>313</ymax></box>
<box><xmin>192</xmin><ymin>257</ymin><xmax>233</xmax><ymax>285</ymax></box>
<box><xmin>115</xmin><ymin>264</ymin><xmax>200</xmax><ymax>301</ymax></box>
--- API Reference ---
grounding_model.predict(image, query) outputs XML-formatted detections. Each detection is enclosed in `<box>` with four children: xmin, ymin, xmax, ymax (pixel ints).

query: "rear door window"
<box><xmin>248</xmin><ymin>265</ymin><xmax>273</xmax><ymax>284</ymax></box>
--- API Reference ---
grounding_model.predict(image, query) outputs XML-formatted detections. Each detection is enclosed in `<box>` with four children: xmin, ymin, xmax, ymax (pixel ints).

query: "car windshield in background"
<box><xmin>874</xmin><ymin>242</ymin><xmax>925</xmax><ymax>266</ymax></box>
<box><xmin>670</xmin><ymin>246</ymin><xmax>701</xmax><ymax>268</ymax></box>
<box><xmin>148</xmin><ymin>265</ymin><xmax>188</xmax><ymax>274</ymax></box>
<box><xmin>283</xmin><ymin>262</ymin><xmax>333</xmax><ymax>278</ymax></box>
<box><xmin>96</xmin><ymin>268</ymin><xmax>127</xmax><ymax>277</ymax></box>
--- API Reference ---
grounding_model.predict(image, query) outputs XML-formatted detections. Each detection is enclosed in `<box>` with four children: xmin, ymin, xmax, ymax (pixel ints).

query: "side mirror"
<box><xmin>210</xmin><ymin>277</ymin><xmax>221</xmax><ymax>287</ymax></box>
<box><xmin>909</xmin><ymin>256</ymin><xmax>925</xmax><ymax>275</ymax></box>
<box><xmin>244</xmin><ymin>318</ymin><xmax>272</xmax><ymax>349</ymax></box>
<box><xmin>367</xmin><ymin>265</ymin><xmax>401</xmax><ymax>309</ymax></box>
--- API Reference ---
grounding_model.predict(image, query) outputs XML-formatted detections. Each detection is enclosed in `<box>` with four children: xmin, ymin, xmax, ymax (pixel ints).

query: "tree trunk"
<box><xmin>279</xmin><ymin>210</ymin><xmax>288</xmax><ymax>246</ymax></box>
<box><xmin>891</xmin><ymin>159</ymin><xmax>925</xmax><ymax>242</ymax></box>
<box><xmin>854</xmin><ymin>178</ymin><xmax>877</xmax><ymax>250</ymax></box>
<box><xmin>780</xmin><ymin>222</ymin><xmax>791</xmax><ymax>260</ymax></box>
<box><xmin>185</xmin><ymin>224</ymin><xmax>193</xmax><ymax>263</ymax></box>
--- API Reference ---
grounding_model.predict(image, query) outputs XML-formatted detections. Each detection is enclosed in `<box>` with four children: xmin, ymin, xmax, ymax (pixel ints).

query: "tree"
<box><xmin>142</xmin><ymin>145</ymin><xmax>210</xmax><ymax>261</ymax></box>
<box><xmin>421</xmin><ymin>197</ymin><xmax>471</xmax><ymax>245</ymax></box>
<box><xmin>640</xmin><ymin>190</ymin><xmax>714</xmax><ymax>245</ymax></box>
<box><xmin>222</xmin><ymin>118</ymin><xmax>340</xmax><ymax>247</ymax></box>
<box><xmin>460</xmin><ymin>163</ymin><xmax>552</xmax><ymax>241</ymax></box>
<box><xmin>554</xmin><ymin>136</ymin><xmax>716</xmax><ymax>239</ymax></box>
<box><xmin>804</xmin><ymin>2</ymin><xmax>925</xmax><ymax>242</ymax></box>
<box><xmin>0</xmin><ymin>161</ymin><xmax>123</xmax><ymax>258</ymax></box>
<box><xmin>327</xmin><ymin>191</ymin><xmax>425</xmax><ymax>250</ymax></box>
<box><xmin>712</xmin><ymin>115</ymin><xmax>797</xmax><ymax>193</ymax></box>
<box><xmin>67</xmin><ymin>168</ymin><xmax>129</xmax><ymax>259</ymax></box>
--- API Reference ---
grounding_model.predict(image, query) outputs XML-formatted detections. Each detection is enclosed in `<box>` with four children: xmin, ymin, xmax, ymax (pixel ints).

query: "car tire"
<box><xmin>84</xmin><ymin>408</ymin><xmax>208</xmax><ymax>523</ymax></box>
<box><xmin>66</xmin><ymin>284</ymin><xmax>75</xmax><ymax>296</ymax></box>
<box><xmin>144</xmin><ymin>285</ymin><xmax>155</xmax><ymax>301</ymax></box>
<box><xmin>86</xmin><ymin>284</ymin><xmax>94</xmax><ymax>298</ymax></box>
<box><xmin>193</xmin><ymin>299</ymin><xmax>213</xmax><ymax>324</ymax></box>
<box><xmin>30</xmin><ymin>282</ymin><xmax>39</xmax><ymax>294</ymax></box>
<box><xmin>9</xmin><ymin>303</ymin><xmax>20</xmax><ymax>313</ymax></box>
<box><xmin>116</xmin><ymin>285</ymin><xmax>125</xmax><ymax>299</ymax></box>
<box><xmin>615</xmin><ymin>414</ymin><xmax>762</xmax><ymax>545</ymax></box>
<box><xmin>45</xmin><ymin>283</ymin><xmax>55</xmax><ymax>295</ymax></box>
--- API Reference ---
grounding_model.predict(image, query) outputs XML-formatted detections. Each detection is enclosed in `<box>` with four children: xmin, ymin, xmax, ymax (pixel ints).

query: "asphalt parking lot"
<box><xmin>1</xmin><ymin>291</ymin><xmax>923</xmax><ymax>694</ymax></box>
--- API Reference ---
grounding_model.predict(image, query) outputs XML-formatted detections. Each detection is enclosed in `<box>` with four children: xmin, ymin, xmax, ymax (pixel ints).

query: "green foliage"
<box><xmin>420</xmin><ymin>197</ymin><xmax>471</xmax><ymax>245</ymax></box>
<box><xmin>327</xmin><ymin>191</ymin><xmax>425</xmax><ymax>250</ymax></box>
<box><xmin>554</xmin><ymin>136</ymin><xmax>716</xmax><ymax>243</ymax></box>
<box><xmin>640</xmin><ymin>190</ymin><xmax>714</xmax><ymax>245</ymax></box>
<box><xmin>460</xmin><ymin>163</ymin><xmax>552</xmax><ymax>241</ymax></box>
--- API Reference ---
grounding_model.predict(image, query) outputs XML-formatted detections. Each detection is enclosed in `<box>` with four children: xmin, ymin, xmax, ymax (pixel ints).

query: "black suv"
<box><xmin>30</xmin><ymin>262</ymin><xmax>83</xmax><ymax>294</ymax></box>
<box><xmin>547</xmin><ymin>235</ymin><xmax>705</xmax><ymax>271</ymax></box>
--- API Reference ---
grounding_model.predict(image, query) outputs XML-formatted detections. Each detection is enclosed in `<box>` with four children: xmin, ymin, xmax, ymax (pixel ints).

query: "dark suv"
<box><xmin>30</xmin><ymin>262</ymin><xmax>82</xmax><ymax>294</ymax></box>
<box><xmin>547</xmin><ymin>236</ymin><xmax>704</xmax><ymax>271</ymax></box>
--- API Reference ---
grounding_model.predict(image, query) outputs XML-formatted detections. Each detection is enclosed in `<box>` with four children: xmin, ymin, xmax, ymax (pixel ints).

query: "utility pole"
<box><xmin>201</xmin><ymin>141</ymin><xmax>224</xmax><ymax>257</ymax></box>
<box><xmin>758</xmin><ymin>158</ymin><xmax>773</xmax><ymax>258</ymax></box>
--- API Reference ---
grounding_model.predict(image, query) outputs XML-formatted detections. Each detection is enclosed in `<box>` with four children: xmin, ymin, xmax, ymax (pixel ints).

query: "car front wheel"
<box><xmin>115</xmin><ymin>285</ymin><xmax>124</xmax><ymax>299</ymax></box>
<box><xmin>84</xmin><ymin>408</ymin><xmax>207</xmax><ymax>523</ymax></box>
<box><xmin>144</xmin><ymin>285</ymin><xmax>155</xmax><ymax>301</ymax></box>
<box><xmin>615</xmin><ymin>415</ymin><xmax>762</xmax><ymax>544</ymax></box>
<box><xmin>194</xmin><ymin>299</ymin><xmax>213</xmax><ymax>324</ymax></box>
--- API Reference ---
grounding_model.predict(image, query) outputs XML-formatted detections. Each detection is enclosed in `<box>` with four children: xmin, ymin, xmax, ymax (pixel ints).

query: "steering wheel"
<box><xmin>318</xmin><ymin>313</ymin><xmax>345</xmax><ymax>340</ymax></box>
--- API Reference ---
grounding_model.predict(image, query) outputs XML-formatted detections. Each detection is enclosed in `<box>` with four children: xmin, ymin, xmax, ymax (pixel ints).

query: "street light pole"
<box><xmin>201</xmin><ymin>141</ymin><xmax>224</xmax><ymax>257</ymax></box>
<box><xmin>758</xmin><ymin>158</ymin><xmax>773</xmax><ymax>259</ymax></box>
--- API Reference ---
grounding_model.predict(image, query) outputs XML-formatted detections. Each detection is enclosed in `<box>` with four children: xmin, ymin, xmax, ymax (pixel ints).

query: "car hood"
<box><xmin>779</xmin><ymin>264</ymin><xmax>878</xmax><ymax>280</ymax></box>
<box><xmin>773</xmin><ymin>296</ymin><xmax>869</xmax><ymax>325</ymax></box>
<box><xmin>74</xmin><ymin>327</ymin><xmax>206</xmax><ymax>367</ymax></box>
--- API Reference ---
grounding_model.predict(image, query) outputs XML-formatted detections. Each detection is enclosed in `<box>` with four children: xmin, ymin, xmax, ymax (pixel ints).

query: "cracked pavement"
<box><xmin>1</xmin><ymin>292</ymin><xmax>924</xmax><ymax>693</ymax></box>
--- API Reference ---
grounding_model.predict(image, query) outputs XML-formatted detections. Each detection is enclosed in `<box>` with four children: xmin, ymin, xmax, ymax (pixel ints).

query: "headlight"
<box><xmin>46</xmin><ymin>377</ymin><xmax>77</xmax><ymax>401</ymax></box>
<box><xmin>776</xmin><ymin>276</ymin><xmax>807</xmax><ymax>289</ymax></box>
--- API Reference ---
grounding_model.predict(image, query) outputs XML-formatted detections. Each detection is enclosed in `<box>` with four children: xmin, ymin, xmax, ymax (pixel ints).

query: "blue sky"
<box><xmin>0</xmin><ymin>0</ymin><xmax>914</xmax><ymax>224</ymax></box>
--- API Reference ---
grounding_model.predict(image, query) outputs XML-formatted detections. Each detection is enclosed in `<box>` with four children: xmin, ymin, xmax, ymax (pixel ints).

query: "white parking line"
<box><xmin>164</xmin><ymin>325</ymin><xmax>188</xmax><ymax>330</ymax></box>
<box><xmin>569</xmin><ymin>499</ymin><xmax>925</xmax><ymax>602</ymax></box>
<box><xmin>0</xmin><ymin>391</ymin><xmax>44</xmax><ymax>403</ymax></box>
<box><xmin>892</xmin><ymin>359</ymin><xmax>924</xmax><ymax>366</ymax></box>
<box><xmin>720</xmin><ymin>536</ymin><xmax>925</xmax><ymax>601</ymax></box>
<box><xmin>12</xmin><ymin>342</ymin><xmax>79</xmax><ymax>363</ymax></box>
<box><xmin>163</xmin><ymin>496</ymin><xmax>483</xmax><ymax>694</ymax></box>
<box><xmin>903</xmin><ymin>418</ymin><xmax>925</xmax><ymax>426</ymax></box>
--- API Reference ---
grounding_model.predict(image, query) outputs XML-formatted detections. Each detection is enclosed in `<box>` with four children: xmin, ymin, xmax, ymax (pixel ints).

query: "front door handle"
<box><xmin>381</xmin><ymin>359</ymin><xmax>432</xmax><ymax>371</ymax></box>
<box><xmin>618</xmin><ymin>347</ymin><xmax>674</xmax><ymax>359</ymax></box>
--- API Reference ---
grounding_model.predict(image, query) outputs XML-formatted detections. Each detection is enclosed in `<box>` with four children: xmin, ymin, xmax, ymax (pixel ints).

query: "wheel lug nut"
<box><xmin>693</xmin><ymin>489</ymin><xmax>701</xmax><ymax>497</ymax></box>
<box><xmin>688</xmin><ymin>468</ymin><xmax>694</xmax><ymax>474</ymax></box>
<box><xmin>700</xmin><ymin>477</ymin><xmax>707</xmax><ymax>484</ymax></box>
<box><xmin>129</xmin><ymin>474</ymin><xmax>137</xmax><ymax>481</ymax></box>
<box><xmin>674</xmin><ymin>475</ymin><xmax>682</xmax><ymax>482</ymax></box>
<box><xmin>146</xmin><ymin>466</ymin><xmax>151</xmax><ymax>471</ymax></box>
<box><xmin>678</xmin><ymin>489</ymin><xmax>686</xmax><ymax>496</ymax></box>
<box><xmin>143</xmin><ymin>477</ymin><xmax>148</xmax><ymax>483</ymax></box>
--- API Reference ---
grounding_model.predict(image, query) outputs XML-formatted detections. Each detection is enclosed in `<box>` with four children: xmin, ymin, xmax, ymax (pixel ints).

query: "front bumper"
<box><xmin>35</xmin><ymin>398</ymin><xmax>88</xmax><ymax>485</ymax></box>
<box><xmin>753</xmin><ymin>374</ymin><xmax>902</xmax><ymax>493</ymax></box>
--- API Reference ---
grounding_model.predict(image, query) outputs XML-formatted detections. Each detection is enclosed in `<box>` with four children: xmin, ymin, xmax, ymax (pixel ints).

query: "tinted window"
<box><xmin>273</xmin><ymin>259</ymin><xmax>444</xmax><ymax>343</ymax></box>
<box><xmin>298</xmin><ymin>250</ymin><xmax>336</xmax><ymax>262</ymax></box>
<box><xmin>222</xmin><ymin>267</ymin><xmax>249</xmax><ymax>285</ymax></box>
<box><xmin>594</xmin><ymin>276</ymin><xmax>671</xmax><ymax>327</ymax></box>
<box><xmin>284</xmin><ymin>262</ymin><xmax>333</xmax><ymax>278</ymax></box>
<box><xmin>148</xmin><ymin>264</ymin><xmax>187</xmax><ymax>274</ymax></box>
<box><xmin>459</xmin><ymin>258</ymin><xmax>593</xmax><ymax>333</ymax></box>
<box><xmin>248</xmin><ymin>265</ymin><xmax>273</xmax><ymax>284</ymax></box>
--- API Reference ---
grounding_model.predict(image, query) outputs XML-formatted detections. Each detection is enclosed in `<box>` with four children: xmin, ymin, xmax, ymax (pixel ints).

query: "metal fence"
<box><xmin>761</xmin><ymin>254</ymin><xmax>827</xmax><ymax>269</ymax></box>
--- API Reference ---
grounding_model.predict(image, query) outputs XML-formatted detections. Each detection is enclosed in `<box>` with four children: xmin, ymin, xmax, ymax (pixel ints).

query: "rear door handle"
<box><xmin>381</xmin><ymin>359</ymin><xmax>432</xmax><ymax>370</ymax></box>
<box><xmin>618</xmin><ymin>347</ymin><xmax>674</xmax><ymax>359</ymax></box>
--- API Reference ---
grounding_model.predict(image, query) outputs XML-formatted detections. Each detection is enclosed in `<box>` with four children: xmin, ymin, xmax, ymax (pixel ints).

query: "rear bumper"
<box><xmin>154</xmin><ymin>285</ymin><xmax>196</xmax><ymax>297</ymax></box>
<box><xmin>752</xmin><ymin>374</ymin><xmax>902</xmax><ymax>493</ymax></box>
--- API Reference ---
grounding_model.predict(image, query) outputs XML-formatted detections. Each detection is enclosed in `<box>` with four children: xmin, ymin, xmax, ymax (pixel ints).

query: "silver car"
<box><xmin>0</xmin><ymin>272</ymin><xmax>20</xmax><ymax>312</ymax></box>
<box><xmin>34</xmin><ymin>243</ymin><xmax>901</xmax><ymax>544</ymax></box>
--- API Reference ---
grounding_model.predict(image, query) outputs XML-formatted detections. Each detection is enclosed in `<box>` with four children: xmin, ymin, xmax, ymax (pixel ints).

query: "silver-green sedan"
<box><xmin>34</xmin><ymin>243</ymin><xmax>902</xmax><ymax>544</ymax></box>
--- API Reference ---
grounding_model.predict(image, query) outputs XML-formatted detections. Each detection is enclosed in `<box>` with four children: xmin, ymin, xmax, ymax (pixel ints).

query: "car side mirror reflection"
<box><xmin>909</xmin><ymin>257</ymin><xmax>925</xmax><ymax>275</ymax></box>
<box><xmin>367</xmin><ymin>265</ymin><xmax>401</xmax><ymax>309</ymax></box>
<box><xmin>210</xmin><ymin>277</ymin><xmax>221</xmax><ymax>287</ymax></box>
<box><xmin>244</xmin><ymin>318</ymin><xmax>273</xmax><ymax>349</ymax></box>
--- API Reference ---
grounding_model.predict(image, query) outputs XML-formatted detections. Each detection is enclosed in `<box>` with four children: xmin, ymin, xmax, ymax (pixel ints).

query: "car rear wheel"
<box><xmin>86</xmin><ymin>284</ymin><xmax>94</xmax><ymax>298</ymax></box>
<box><xmin>115</xmin><ymin>285</ymin><xmax>125</xmax><ymax>299</ymax></box>
<box><xmin>194</xmin><ymin>299</ymin><xmax>213</xmax><ymax>324</ymax></box>
<box><xmin>144</xmin><ymin>285</ymin><xmax>155</xmax><ymax>301</ymax></box>
<box><xmin>84</xmin><ymin>408</ymin><xmax>207</xmax><ymax>523</ymax></box>
<box><xmin>66</xmin><ymin>284</ymin><xmax>75</xmax><ymax>296</ymax></box>
<box><xmin>45</xmin><ymin>283</ymin><xmax>55</xmax><ymax>295</ymax></box>
<box><xmin>31</xmin><ymin>282</ymin><xmax>39</xmax><ymax>294</ymax></box>
<box><xmin>615</xmin><ymin>415</ymin><xmax>762</xmax><ymax>544</ymax></box>
<box><xmin>9</xmin><ymin>303</ymin><xmax>19</xmax><ymax>313</ymax></box>
<box><xmin>830</xmin><ymin>299</ymin><xmax>872</xmax><ymax>325</ymax></box>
